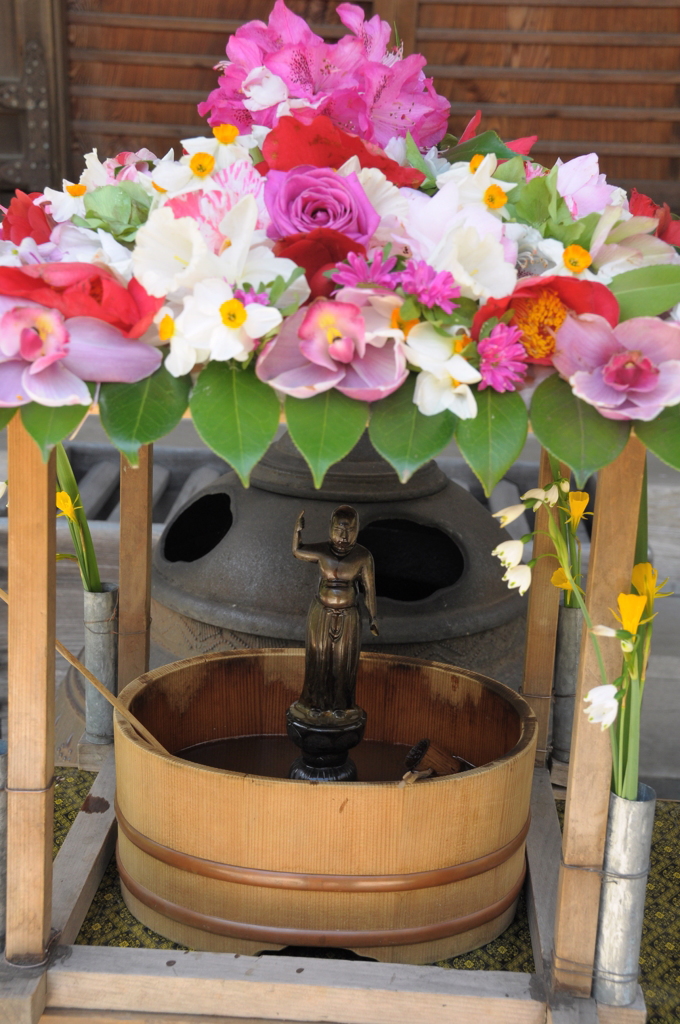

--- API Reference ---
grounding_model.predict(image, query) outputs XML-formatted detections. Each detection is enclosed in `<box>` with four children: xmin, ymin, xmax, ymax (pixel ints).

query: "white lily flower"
<box><xmin>502</xmin><ymin>564</ymin><xmax>532</xmax><ymax>595</ymax></box>
<box><xmin>583</xmin><ymin>684</ymin><xmax>619</xmax><ymax>730</ymax></box>
<box><xmin>491</xmin><ymin>540</ymin><xmax>525</xmax><ymax>569</ymax></box>
<box><xmin>175</xmin><ymin>278</ymin><xmax>282</xmax><ymax>363</ymax></box>
<box><xmin>492</xmin><ymin>504</ymin><xmax>527</xmax><ymax>528</ymax></box>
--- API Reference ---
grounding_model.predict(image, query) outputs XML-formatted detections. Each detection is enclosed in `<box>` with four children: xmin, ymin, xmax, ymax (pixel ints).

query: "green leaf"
<box><xmin>608</xmin><ymin>265</ymin><xmax>680</xmax><ymax>321</ymax></box>
<box><xmin>0</xmin><ymin>408</ymin><xmax>16</xmax><ymax>432</ymax></box>
<box><xmin>285</xmin><ymin>392</ymin><xmax>368</xmax><ymax>488</ymax></box>
<box><xmin>189</xmin><ymin>362</ymin><xmax>280</xmax><ymax>485</ymax></box>
<box><xmin>99</xmin><ymin>363</ymin><xmax>190</xmax><ymax>464</ymax></box>
<box><xmin>455</xmin><ymin>389</ymin><xmax>528</xmax><ymax>497</ymax></box>
<box><xmin>368</xmin><ymin>375</ymin><xmax>456</xmax><ymax>482</ymax></box>
<box><xmin>530</xmin><ymin>374</ymin><xmax>630</xmax><ymax>487</ymax></box>
<box><xmin>441</xmin><ymin>130</ymin><xmax>526</xmax><ymax>166</ymax></box>
<box><xmin>20</xmin><ymin>402</ymin><xmax>91</xmax><ymax>461</ymax></box>
<box><xmin>635</xmin><ymin>406</ymin><xmax>680</xmax><ymax>471</ymax></box>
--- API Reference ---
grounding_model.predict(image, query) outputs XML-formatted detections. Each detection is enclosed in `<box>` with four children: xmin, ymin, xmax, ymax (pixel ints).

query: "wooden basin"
<box><xmin>114</xmin><ymin>650</ymin><xmax>537</xmax><ymax>964</ymax></box>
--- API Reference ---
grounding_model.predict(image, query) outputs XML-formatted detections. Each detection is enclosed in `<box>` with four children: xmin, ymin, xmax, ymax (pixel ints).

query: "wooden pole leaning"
<box><xmin>118</xmin><ymin>445</ymin><xmax>153</xmax><ymax>691</ymax></box>
<box><xmin>5</xmin><ymin>417</ymin><xmax>56</xmax><ymax>962</ymax></box>
<box><xmin>552</xmin><ymin>435</ymin><xmax>647</xmax><ymax>995</ymax></box>
<box><xmin>521</xmin><ymin>448</ymin><xmax>564</xmax><ymax>767</ymax></box>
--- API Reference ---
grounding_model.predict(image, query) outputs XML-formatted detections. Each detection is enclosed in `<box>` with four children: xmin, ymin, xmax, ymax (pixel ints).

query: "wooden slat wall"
<box><xmin>65</xmin><ymin>0</ymin><xmax>679</xmax><ymax>207</ymax></box>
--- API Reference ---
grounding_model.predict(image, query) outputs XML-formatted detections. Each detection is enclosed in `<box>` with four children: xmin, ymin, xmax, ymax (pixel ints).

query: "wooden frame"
<box><xmin>0</xmin><ymin>418</ymin><xmax>648</xmax><ymax>1023</ymax></box>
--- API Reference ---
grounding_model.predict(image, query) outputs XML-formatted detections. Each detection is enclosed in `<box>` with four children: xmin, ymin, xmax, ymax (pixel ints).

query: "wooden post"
<box><xmin>117</xmin><ymin>446</ymin><xmax>153</xmax><ymax>691</ymax></box>
<box><xmin>373</xmin><ymin>0</ymin><xmax>417</xmax><ymax>55</ymax></box>
<box><xmin>5</xmin><ymin>417</ymin><xmax>55</xmax><ymax>961</ymax></box>
<box><xmin>552</xmin><ymin>435</ymin><xmax>646</xmax><ymax>995</ymax></box>
<box><xmin>521</xmin><ymin>448</ymin><xmax>563</xmax><ymax>767</ymax></box>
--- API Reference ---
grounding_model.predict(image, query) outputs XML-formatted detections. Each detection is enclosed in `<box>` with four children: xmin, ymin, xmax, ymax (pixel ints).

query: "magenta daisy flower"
<box><xmin>478</xmin><ymin>323</ymin><xmax>529</xmax><ymax>392</ymax></box>
<box><xmin>400</xmin><ymin>260</ymin><xmax>460</xmax><ymax>313</ymax></box>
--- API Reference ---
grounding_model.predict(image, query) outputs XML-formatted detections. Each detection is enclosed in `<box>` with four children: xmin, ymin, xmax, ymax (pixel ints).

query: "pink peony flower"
<box><xmin>264</xmin><ymin>166</ymin><xmax>379</xmax><ymax>245</ymax></box>
<box><xmin>477</xmin><ymin>323</ymin><xmax>528</xmax><ymax>392</ymax></box>
<box><xmin>0</xmin><ymin>298</ymin><xmax>162</xmax><ymax>407</ymax></box>
<box><xmin>552</xmin><ymin>313</ymin><xmax>680</xmax><ymax>420</ymax></box>
<box><xmin>256</xmin><ymin>299</ymin><xmax>407</xmax><ymax>401</ymax></box>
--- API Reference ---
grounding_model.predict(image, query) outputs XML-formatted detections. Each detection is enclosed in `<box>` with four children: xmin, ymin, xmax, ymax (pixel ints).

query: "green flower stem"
<box><xmin>55</xmin><ymin>443</ymin><xmax>101</xmax><ymax>593</ymax></box>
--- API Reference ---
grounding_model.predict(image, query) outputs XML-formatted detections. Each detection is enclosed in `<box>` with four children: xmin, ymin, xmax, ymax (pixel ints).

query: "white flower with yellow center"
<box><xmin>174</xmin><ymin>279</ymin><xmax>282</xmax><ymax>363</ymax></box>
<box><xmin>404</xmin><ymin>321</ymin><xmax>482</xmax><ymax>418</ymax></box>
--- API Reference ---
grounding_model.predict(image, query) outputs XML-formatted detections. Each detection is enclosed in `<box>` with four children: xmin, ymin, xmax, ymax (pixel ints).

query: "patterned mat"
<box><xmin>54</xmin><ymin>770</ymin><xmax>679</xmax><ymax>1022</ymax></box>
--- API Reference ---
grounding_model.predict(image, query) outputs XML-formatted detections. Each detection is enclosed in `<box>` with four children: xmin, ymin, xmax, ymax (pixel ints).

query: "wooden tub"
<box><xmin>114</xmin><ymin>650</ymin><xmax>537</xmax><ymax>964</ymax></box>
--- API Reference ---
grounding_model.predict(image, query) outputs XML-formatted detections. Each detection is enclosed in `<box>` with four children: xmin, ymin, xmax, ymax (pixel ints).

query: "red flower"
<box><xmin>629</xmin><ymin>188</ymin><xmax>680</xmax><ymax>247</ymax></box>
<box><xmin>0</xmin><ymin>190</ymin><xmax>52</xmax><ymax>245</ymax></box>
<box><xmin>274</xmin><ymin>228</ymin><xmax>366</xmax><ymax>300</ymax></box>
<box><xmin>262</xmin><ymin>115</ymin><xmax>426</xmax><ymax>190</ymax></box>
<box><xmin>472</xmin><ymin>275</ymin><xmax>620</xmax><ymax>365</ymax></box>
<box><xmin>0</xmin><ymin>263</ymin><xmax>162</xmax><ymax>338</ymax></box>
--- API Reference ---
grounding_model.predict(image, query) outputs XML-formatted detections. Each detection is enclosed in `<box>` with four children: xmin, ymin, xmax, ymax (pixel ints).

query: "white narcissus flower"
<box><xmin>583</xmin><ymin>684</ymin><xmax>619</xmax><ymax>729</ymax></box>
<box><xmin>175</xmin><ymin>279</ymin><xmax>282</xmax><ymax>364</ymax></box>
<box><xmin>492</xmin><ymin>540</ymin><xmax>525</xmax><ymax>569</ymax></box>
<box><xmin>502</xmin><ymin>564</ymin><xmax>532</xmax><ymax>595</ymax></box>
<box><xmin>492</xmin><ymin>504</ymin><xmax>527</xmax><ymax>528</ymax></box>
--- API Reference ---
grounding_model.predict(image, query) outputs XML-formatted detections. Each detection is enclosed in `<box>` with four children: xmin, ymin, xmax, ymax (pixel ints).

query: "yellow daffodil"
<box><xmin>631</xmin><ymin>562</ymin><xmax>673</xmax><ymax>614</ymax></box>
<box><xmin>612</xmin><ymin>592</ymin><xmax>648</xmax><ymax>636</ymax></box>
<box><xmin>567</xmin><ymin>490</ymin><xmax>590</xmax><ymax>530</ymax></box>
<box><xmin>55</xmin><ymin>490</ymin><xmax>81</xmax><ymax>524</ymax></box>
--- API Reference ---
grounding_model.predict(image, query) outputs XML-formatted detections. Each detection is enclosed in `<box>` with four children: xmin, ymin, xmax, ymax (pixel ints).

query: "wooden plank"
<box><xmin>0</xmin><ymin>960</ymin><xmax>47</xmax><ymax>1024</ymax></box>
<box><xmin>117</xmin><ymin>448</ymin><xmax>153</xmax><ymax>691</ymax></box>
<box><xmin>417</xmin><ymin>28</ymin><xmax>680</xmax><ymax>45</ymax></box>
<box><xmin>6</xmin><ymin>418</ymin><xmax>55</xmax><ymax>962</ymax></box>
<box><xmin>51</xmin><ymin>752</ymin><xmax>117</xmax><ymax>945</ymax></box>
<box><xmin>526</xmin><ymin>768</ymin><xmax>561</xmax><ymax>977</ymax></box>
<box><xmin>45</xmin><ymin>949</ymin><xmax>546</xmax><ymax>1023</ymax></box>
<box><xmin>553</xmin><ymin>437</ymin><xmax>647</xmax><ymax>996</ymax></box>
<box><xmin>521</xmin><ymin>449</ymin><xmax>561</xmax><ymax>766</ymax></box>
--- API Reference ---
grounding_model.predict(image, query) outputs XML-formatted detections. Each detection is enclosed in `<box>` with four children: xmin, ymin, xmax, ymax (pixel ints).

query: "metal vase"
<box><xmin>552</xmin><ymin>605</ymin><xmax>583</xmax><ymax>764</ymax></box>
<box><xmin>593</xmin><ymin>783</ymin><xmax>656</xmax><ymax>1006</ymax></box>
<box><xmin>81</xmin><ymin>583</ymin><xmax>119</xmax><ymax>744</ymax></box>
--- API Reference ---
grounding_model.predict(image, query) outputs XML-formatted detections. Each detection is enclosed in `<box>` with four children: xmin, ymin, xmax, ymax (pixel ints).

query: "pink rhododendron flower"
<box><xmin>552</xmin><ymin>313</ymin><xmax>680</xmax><ymax>420</ymax></box>
<box><xmin>0</xmin><ymin>298</ymin><xmax>162</xmax><ymax>407</ymax></box>
<box><xmin>556</xmin><ymin>154</ymin><xmax>619</xmax><ymax>219</ymax></box>
<box><xmin>477</xmin><ymin>323</ymin><xmax>528</xmax><ymax>392</ymax></box>
<box><xmin>264</xmin><ymin>165</ymin><xmax>379</xmax><ymax>245</ymax></box>
<box><xmin>256</xmin><ymin>299</ymin><xmax>407</xmax><ymax>400</ymax></box>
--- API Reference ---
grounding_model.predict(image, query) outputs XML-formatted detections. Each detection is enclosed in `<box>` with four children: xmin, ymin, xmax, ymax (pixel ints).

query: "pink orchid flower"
<box><xmin>256</xmin><ymin>299</ymin><xmax>407</xmax><ymax>401</ymax></box>
<box><xmin>0</xmin><ymin>298</ymin><xmax>162</xmax><ymax>407</ymax></box>
<box><xmin>553</xmin><ymin>313</ymin><xmax>680</xmax><ymax>421</ymax></box>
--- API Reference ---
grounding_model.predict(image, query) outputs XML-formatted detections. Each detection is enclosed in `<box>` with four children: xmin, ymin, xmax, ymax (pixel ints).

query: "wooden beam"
<box><xmin>521</xmin><ymin>449</ymin><xmax>561</xmax><ymax>767</ymax></box>
<box><xmin>45</xmin><ymin>948</ymin><xmax>546</xmax><ymax>1023</ymax></box>
<box><xmin>51</xmin><ymin>752</ymin><xmax>117</xmax><ymax>945</ymax></box>
<box><xmin>118</xmin><ymin>448</ymin><xmax>153</xmax><ymax>690</ymax></box>
<box><xmin>552</xmin><ymin>436</ymin><xmax>647</xmax><ymax>995</ymax></box>
<box><xmin>5</xmin><ymin>418</ymin><xmax>55</xmax><ymax>962</ymax></box>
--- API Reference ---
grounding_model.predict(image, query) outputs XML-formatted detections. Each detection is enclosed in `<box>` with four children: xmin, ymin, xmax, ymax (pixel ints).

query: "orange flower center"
<box><xmin>513</xmin><ymin>289</ymin><xmax>568</xmax><ymax>360</ymax></box>
<box><xmin>190</xmin><ymin>152</ymin><xmax>216</xmax><ymax>177</ymax></box>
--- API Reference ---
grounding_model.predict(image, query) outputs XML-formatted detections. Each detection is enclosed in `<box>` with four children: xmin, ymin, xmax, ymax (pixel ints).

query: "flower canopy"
<box><xmin>1</xmin><ymin>0</ymin><xmax>680</xmax><ymax>485</ymax></box>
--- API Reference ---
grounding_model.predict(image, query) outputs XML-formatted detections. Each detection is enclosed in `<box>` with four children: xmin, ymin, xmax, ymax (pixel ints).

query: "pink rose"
<box><xmin>264</xmin><ymin>165</ymin><xmax>379</xmax><ymax>245</ymax></box>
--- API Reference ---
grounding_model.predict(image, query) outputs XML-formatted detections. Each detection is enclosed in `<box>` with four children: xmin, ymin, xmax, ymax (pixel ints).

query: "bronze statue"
<box><xmin>287</xmin><ymin>505</ymin><xmax>378</xmax><ymax>781</ymax></box>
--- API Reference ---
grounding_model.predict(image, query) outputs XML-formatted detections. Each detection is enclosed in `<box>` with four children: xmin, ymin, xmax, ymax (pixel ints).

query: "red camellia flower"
<box><xmin>0</xmin><ymin>263</ymin><xmax>162</xmax><ymax>339</ymax></box>
<box><xmin>274</xmin><ymin>228</ymin><xmax>366</xmax><ymax>300</ymax></box>
<box><xmin>472</xmin><ymin>275</ymin><xmax>620</xmax><ymax>365</ymax></box>
<box><xmin>0</xmin><ymin>190</ymin><xmax>52</xmax><ymax>245</ymax></box>
<box><xmin>262</xmin><ymin>115</ymin><xmax>426</xmax><ymax>190</ymax></box>
<box><xmin>629</xmin><ymin>188</ymin><xmax>680</xmax><ymax>247</ymax></box>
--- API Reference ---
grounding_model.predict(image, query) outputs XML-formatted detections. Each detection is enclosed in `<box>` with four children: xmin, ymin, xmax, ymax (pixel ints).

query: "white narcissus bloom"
<box><xmin>174</xmin><ymin>279</ymin><xmax>282</xmax><ymax>364</ymax></box>
<box><xmin>405</xmin><ymin>321</ymin><xmax>481</xmax><ymax>419</ymax></box>
<box><xmin>492</xmin><ymin>504</ymin><xmax>527</xmax><ymax>528</ymax></box>
<box><xmin>492</xmin><ymin>540</ymin><xmax>525</xmax><ymax>569</ymax></box>
<box><xmin>583</xmin><ymin>684</ymin><xmax>619</xmax><ymax>729</ymax></box>
<box><xmin>502</xmin><ymin>564</ymin><xmax>532</xmax><ymax>595</ymax></box>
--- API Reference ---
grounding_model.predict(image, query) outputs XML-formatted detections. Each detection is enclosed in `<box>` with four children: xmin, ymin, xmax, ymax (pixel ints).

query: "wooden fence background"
<box><xmin>2</xmin><ymin>0</ymin><xmax>679</xmax><ymax>209</ymax></box>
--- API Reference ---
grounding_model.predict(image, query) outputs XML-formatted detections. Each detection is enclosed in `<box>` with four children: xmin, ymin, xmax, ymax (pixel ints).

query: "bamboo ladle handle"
<box><xmin>0</xmin><ymin>587</ymin><xmax>169</xmax><ymax>756</ymax></box>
